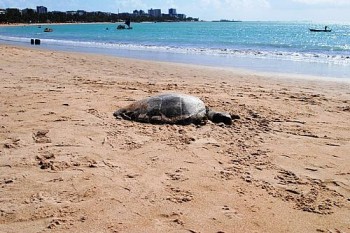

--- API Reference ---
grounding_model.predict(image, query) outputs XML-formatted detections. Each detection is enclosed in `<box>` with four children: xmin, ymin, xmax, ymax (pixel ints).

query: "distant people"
<box><xmin>325</xmin><ymin>26</ymin><xmax>328</xmax><ymax>30</ymax></box>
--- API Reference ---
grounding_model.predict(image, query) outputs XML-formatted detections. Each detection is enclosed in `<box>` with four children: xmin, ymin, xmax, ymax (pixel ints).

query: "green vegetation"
<box><xmin>0</xmin><ymin>8</ymin><xmax>199</xmax><ymax>24</ymax></box>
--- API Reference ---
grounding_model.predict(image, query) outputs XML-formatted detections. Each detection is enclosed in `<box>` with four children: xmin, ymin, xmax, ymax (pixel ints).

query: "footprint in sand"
<box><xmin>166</xmin><ymin>187</ymin><xmax>194</xmax><ymax>203</ymax></box>
<box><xmin>221</xmin><ymin>205</ymin><xmax>243</xmax><ymax>219</ymax></box>
<box><xmin>166</xmin><ymin>168</ymin><xmax>189</xmax><ymax>182</ymax></box>
<box><xmin>33</xmin><ymin>130</ymin><xmax>51</xmax><ymax>143</ymax></box>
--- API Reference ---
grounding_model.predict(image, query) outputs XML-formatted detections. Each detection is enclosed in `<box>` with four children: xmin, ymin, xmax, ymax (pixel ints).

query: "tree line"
<box><xmin>0</xmin><ymin>8</ymin><xmax>199</xmax><ymax>24</ymax></box>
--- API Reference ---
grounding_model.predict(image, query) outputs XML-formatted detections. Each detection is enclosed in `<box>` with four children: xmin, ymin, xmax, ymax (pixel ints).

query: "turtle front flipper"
<box><xmin>207</xmin><ymin>110</ymin><xmax>233</xmax><ymax>125</ymax></box>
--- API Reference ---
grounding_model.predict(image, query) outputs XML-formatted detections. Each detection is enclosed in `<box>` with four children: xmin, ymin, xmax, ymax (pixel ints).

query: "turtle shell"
<box><xmin>114</xmin><ymin>93</ymin><xmax>207</xmax><ymax>124</ymax></box>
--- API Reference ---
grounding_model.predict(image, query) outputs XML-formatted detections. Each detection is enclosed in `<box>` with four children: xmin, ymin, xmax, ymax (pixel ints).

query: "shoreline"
<box><xmin>3</xmin><ymin>42</ymin><xmax>350</xmax><ymax>84</ymax></box>
<box><xmin>1</xmin><ymin>45</ymin><xmax>349</xmax><ymax>232</ymax></box>
<box><xmin>1</xmin><ymin>22</ymin><xmax>350</xmax><ymax>80</ymax></box>
<box><xmin>2</xmin><ymin>40</ymin><xmax>350</xmax><ymax>82</ymax></box>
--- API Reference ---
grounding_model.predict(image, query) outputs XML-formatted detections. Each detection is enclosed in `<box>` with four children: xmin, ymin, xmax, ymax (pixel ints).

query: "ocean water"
<box><xmin>1</xmin><ymin>21</ymin><xmax>350</xmax><ymax>79</ymax></box>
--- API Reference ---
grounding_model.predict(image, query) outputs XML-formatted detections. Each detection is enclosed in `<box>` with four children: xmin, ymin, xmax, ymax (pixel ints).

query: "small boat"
<box><xmin>117</xmin><ymin>24</ymin><xmax>126</xmax><ymax>30</ymax></box>
<box><xmin>125</xmin><ymin>19</ymin><xmax>132</xmax><ymax>29</ymax></box>
<box><xmin>44</xmin><ymin>27</ymin><xmax>53</xmax><ymax>32</ymax></box>
<box><xmin>117</xmin><ymin>19</ymin><xmax>133</xmax><ymax>30</ymax></box>
<box><xmin>309</xmin><ymin>29</ymin><xmax>332</xmax><ymax>32</ymax></box>
<box><xmin>309</xmin><ymin>26</ymin><xmax>331</xmax><ymax>32</ymax></box>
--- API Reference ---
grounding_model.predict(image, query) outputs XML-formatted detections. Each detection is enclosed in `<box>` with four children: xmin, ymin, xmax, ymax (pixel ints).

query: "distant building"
<box><xmin>21</xmin><ymin>8</ymin><xmax>35</xmax><ymax>14</ymax></box>
<box><xmin>0</xmin><ymin>9</ymin><xmax>5</xmax><ymax>14</ymax></box>
<box><xmin>66</xmin><ymin>11</ymin><xmax>77</xmax><ymax>15</ymax></box>
<box><xmin>51</xmin><ymin>11</ymin><xmax>64</xmax><ymax>14</ymax></box>
<box><xmin>77</xmin><ymin>10</ymin><xmax>86</xmax><ymax>16</ymax></box>
<box><xmin>36</xmin><ymin>6</ymin><xmax>47</xmax><ymax>14</ymax></box>
<box><xmin>148</xmin><ymin>8</ymin><xmax>161</xmax><ymax>17</ymax></box>
<box><xmin>119</xmin><ymin>12</ymin><xmax>130</xmax><ymax>17</ymax></box>
<box><xmin>177</xmin><ymin>14</ymin><xmax>186</xmax><ymax>20</ymax></box>
<box><xmin>90</xmin><ymin>11</ymin><xmax>111</xmax><ymax>16</ymax></box>
<box><xmin>169</xmin><ymin>8</ymin><xmax>177</xmax><ymax>17</ymax></box>
<box><xmin>132</xmin><ymin>10</ymin><xmax>146</xmax><ymax>16</ymax></box>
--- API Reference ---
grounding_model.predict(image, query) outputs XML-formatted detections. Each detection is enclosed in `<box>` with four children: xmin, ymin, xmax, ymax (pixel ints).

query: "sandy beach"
<box><xmin>0</xmin><ymin>44</ymin><xmax>349</xmax><ymax>233</ymax></box>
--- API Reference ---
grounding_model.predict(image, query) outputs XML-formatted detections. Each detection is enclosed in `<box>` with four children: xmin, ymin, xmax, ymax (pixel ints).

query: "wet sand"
<box><xmin>0</xmin><ymin>45</ymin><xmax>349</xmax><ymax>233</ymax></box>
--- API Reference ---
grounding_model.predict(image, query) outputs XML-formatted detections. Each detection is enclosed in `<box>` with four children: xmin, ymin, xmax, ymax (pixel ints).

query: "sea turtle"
<box><xmin>113</xmin><ymin>93</ymin><xmax>234</xmax><ymax>125</ymax></box>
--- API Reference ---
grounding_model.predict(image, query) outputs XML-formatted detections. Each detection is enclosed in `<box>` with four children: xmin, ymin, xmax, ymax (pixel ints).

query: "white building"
<box><xmin>169</xmin><ymin>8</ymin><xmax>177</xmax><ymax>17</ymax></box>
<box><xmin>148</xmin><ymin>8</ymin><xmax>161</xmax><ymax>17</ymax></box>
<box><xmin>36</xmin><ymin>6</ymin><xmax>47</xmax><ymax>14</ymax></box>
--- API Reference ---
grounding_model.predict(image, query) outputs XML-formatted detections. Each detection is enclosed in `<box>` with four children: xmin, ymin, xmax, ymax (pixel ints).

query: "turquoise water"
<box><xmin>1</xmin><ymin>22</ymin><xmax>350</xmax><ymax>79</ymax></box>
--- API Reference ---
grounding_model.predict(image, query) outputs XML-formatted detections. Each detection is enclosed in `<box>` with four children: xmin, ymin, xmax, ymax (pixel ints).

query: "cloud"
<box><xmin>193</xmin><ymin>0</ymin><xmax>271</xmax><ymax>20</ymax></box>
<box><xmin>116</xmin><ymin>0</ymin><xmax>146</xmax><ymax>9</ymax></box>
<box><xmin>114</xmin><ymin>0</ymin><xmax>178</xmax><ymax>13</ymax></box>
<box><xmin>0</xmin><ymin>0</ymin><xmax>82</xmax><ymax>11</ymax></box>
<box><xmin>0</xmin><ymin>0</ymin><xmax>27</xmax><ymax>8</ymax></box>
<box><xmin>199</xmin><ymin>0</ymin><xmax>270</xmax><ymax>9</ymax></box>
<box><xmin>291</xmin><ymin>0</ymin><xmax>350</xmax><ymax>6</ymax></box>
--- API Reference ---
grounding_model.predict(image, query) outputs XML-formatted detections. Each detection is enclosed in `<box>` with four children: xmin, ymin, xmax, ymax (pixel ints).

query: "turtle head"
<box><xmin>113</xmin><ymin>109</ymin><xmax>123</xmax><ymax>117</ymax></box>
<box><xmin>114</xmin><ymin>108</ymin><xmax>132</xmax><ymax>120</ymax></box>
<box><xmin>207</xmin><ymin>109</ymin><xmax>233</xmax><ymax>125</ymax></box>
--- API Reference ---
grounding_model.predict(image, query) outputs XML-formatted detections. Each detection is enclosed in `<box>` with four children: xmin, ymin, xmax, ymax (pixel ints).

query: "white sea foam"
<box><xmin>1</xmin><ymin>34</ymin><xmax>349</xmax><ymax>67</ymax></box>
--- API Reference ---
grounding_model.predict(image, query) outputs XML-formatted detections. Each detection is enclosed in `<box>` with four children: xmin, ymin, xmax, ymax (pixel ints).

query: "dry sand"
<box><xmin>0</xmin><ymin>45</ymin><xmax>349</xmax><ymax>233</ymax></box>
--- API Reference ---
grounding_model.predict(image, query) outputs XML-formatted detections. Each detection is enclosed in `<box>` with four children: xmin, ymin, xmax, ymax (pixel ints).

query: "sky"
<box><xmin>1</xmin><ymin>0</ymin><xmax>350</xmax><ymax>22</ymax></box>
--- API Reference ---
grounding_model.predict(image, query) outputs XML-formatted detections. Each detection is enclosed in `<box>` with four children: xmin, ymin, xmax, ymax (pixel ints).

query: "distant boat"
<box><xmin>117</xmin><ymin>24</ymin><xmax>126</xmax><ymax>30</ymax></box>
<box><xmin>309</xmin><ymin>26</ymin><xmax>331</xmax><ymax>32</ymax></box>
<box><xmin>117</xmin><ymin>19</ymin><xmax>133</xmax><ymax>30</ymax></box>
<box><xmin>125</xmin><ymin>19</ymin><xmax>132</xmax><ymax>29</ymax></box>
<box><xmin>44</xmin><ymin>27</ymin><xmax>53</xmax><ymax>32</ymax></box>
